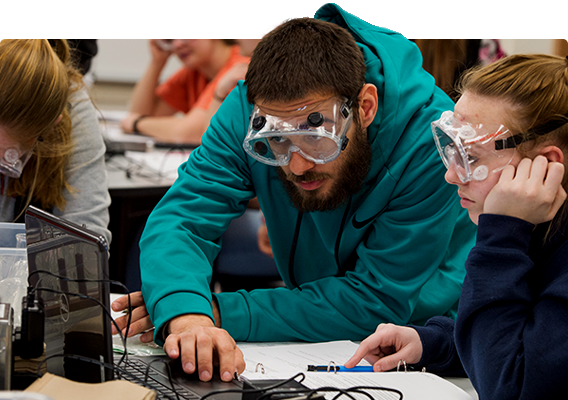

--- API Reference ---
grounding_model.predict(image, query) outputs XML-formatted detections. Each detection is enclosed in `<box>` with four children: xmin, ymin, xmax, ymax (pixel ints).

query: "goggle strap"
<box><xmin>341</xmin><ymin>86</ymin><xmax>364</xmax><ymax>118</ymax></box>
<box><xmin>495</xmin><ymin>134</ymin><xmax>524</xmax><ymax>150</ymax></box>
<box><xmin>494</xmin><ymin>112</ymin><xmax>568</xmax><ymax>150</ymax></box>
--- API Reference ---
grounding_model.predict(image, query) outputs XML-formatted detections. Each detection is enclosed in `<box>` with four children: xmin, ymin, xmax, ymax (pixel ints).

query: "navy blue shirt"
<box><xmin>413</xmin><ymin>213</ymin><xmax>568</xmax><ymax>399</ymax></box>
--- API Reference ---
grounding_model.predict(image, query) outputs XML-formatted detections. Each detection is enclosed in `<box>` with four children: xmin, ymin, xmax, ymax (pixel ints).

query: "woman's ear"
<box><xmin>539</xmin><ymin>145</ymin><xmax>564</xmax><ymax>164</ymax></box>
<box><xmin>357</xmin><ymin>83</ymin><xmax>378</xmax><ymax>129</ymax></box>
<box><xmin>54</xmin><ymin>114</ymin><xmax>63</xmax><ymax>125</ymax></box>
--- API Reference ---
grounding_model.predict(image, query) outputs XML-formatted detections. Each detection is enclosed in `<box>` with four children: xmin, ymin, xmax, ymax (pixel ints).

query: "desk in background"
<box><xmin>106</xmin><ymin>151</ymin><xmax>188</xmax><ymax>290</ymax></box>
<box><xmin>105</xmin><ymin>150</ymin><xmax>280</xmax><ymax>292</ymax></box>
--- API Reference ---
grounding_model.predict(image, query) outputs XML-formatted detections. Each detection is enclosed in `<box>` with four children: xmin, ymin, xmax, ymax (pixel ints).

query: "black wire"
<box><xmin>105</xmin><ymin>148</ymin><xmax>190</xmax><ymax>182</ymax></box>
<box><xmin>144</xmin><ymin>358</ymin><xmax>180</xmax><ymax>400</ymax></box>
<box><xmin>201</xmin><ymin>373</ymin><xmax>306</xmax><ymax>400</ymax></box>
<box><xmin>28</xmin><ymin>272</ymin><xmax>133</xmax><ymax>367</ymax></box>
<box><xmin>37</xmin><ymin>353</ymin><xmax>117</xmax><ymax>379</ymax></box>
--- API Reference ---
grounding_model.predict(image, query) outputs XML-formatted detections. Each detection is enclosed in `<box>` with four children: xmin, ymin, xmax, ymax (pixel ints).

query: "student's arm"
<box><xmin>122</xmin><ymin>108</ymin><xmax>211</xmax><ymax>144</ymax></box>
<box><xmin>138</xmin><ymin>85</ymin><xmax>254</xmax><ymax>380</ymax></box>
<box><xmin>127</xmin><ymin>39</ymin><xmax>176</xmax><ymax>117</ymax></box>
<box><xmin>122</xmin><ymin>63</ymin><xmax>249</xmax><ymax>144</ymax></box>
<box><xmin>345</xmin><ymin>317</ymin><xmax>466</xmax><ymax>375</ymax></box>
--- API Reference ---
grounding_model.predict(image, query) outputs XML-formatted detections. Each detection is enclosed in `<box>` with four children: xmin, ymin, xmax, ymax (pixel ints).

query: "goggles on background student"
<box><xmin>243</xmin><ymin>96</ymin><xmax>353</xmax><ymax>166</ymax></box>
<box><xmin>431</xmin><ymin>110</ymin><xmax>519</xmax><ymax>183</ymax></box>
<box><xmin>0</xmin><ymin>146</ymin><xmax>33</xmax><ymax>179</ymax></box>
<box><xmin>156</xmin><ymin>13</ymin><xmax>204</xmax><ymax>51</ymax></box>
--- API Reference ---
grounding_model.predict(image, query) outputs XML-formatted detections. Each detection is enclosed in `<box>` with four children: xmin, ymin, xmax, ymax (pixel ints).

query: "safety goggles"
<box><xmin>156</xmin><ymin>13</ymin><xmax>199</xmax><ymax>51</ymax></box>
<box><xmin>432</xmin><ymin>111</ymin><xmax>518</xmax><ymax>183</ymax></box>
<box><xmin>0</xmin><ymin>146</ymin><xmax>33</xmax><ymax>178</ymax></box>
<box><xmin>243</xmin><ymin>96</ymin><xmax>353</xmax><ymax>166</ymax></box>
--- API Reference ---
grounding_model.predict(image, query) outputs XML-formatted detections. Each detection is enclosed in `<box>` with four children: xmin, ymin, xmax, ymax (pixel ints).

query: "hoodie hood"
<box><xmin>315</xmin><ymin>3</ymin><xmax>453</xmax><ymax>180</ymax></box>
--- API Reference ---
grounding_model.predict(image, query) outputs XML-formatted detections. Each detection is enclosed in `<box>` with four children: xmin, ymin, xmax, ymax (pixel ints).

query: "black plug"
<box><xmin>13</xmin><ymin>287</ymin><xmax>45</xmax><ymax>359</ymax></box>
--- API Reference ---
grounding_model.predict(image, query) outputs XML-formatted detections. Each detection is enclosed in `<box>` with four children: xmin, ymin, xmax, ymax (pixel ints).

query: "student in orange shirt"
<box><xmin>121</xmin><ymin>39</ymin><xmax>249</xmax><ymax>145</ymax></box>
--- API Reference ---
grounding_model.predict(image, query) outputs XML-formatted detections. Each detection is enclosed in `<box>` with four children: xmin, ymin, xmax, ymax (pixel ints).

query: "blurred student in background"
<box><xmin>0</xmin><ymin>39</ymin><xmax>111</xmax><ymax>242</ymax></box>
<box><xmin>211</xmin><ymin>3</ymin><xmax>317</xmax><ymax>119</ymax></box>
<box><xmin>120</xmin><ymin>39</ymin><xmax>249</xmax><ymax>145</ymax></box>
<box><xmin>341</xmin><ymin>3</ymin><xmax>505</xmax><ymax>100</ymax></box>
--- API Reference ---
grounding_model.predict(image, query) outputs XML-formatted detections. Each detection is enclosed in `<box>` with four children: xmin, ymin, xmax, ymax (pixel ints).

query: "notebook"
<box><xmin>24</xmin><ymin>206</ymin><xmax>242</xmax><ymax>399</ymax></box>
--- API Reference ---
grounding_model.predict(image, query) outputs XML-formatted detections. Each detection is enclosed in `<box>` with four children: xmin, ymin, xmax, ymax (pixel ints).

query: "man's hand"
<box><xmin>111</xmin><ymin>291</ymin><xmax>154</xmax><ymax>343</ymax></box>
<box><xmin>484</xmin><ymin>156</ymin><xmax>566</xmax><ymax>225</ymax></box>
<box><xmin>165</xmin><ymin>314</ymin><xmax>246</xmax><ymax>382</ymax></box>
<box><xmin>344</xmin><ymin>323</ymin><xmax>423</xmax><ymax>372</ymax></box>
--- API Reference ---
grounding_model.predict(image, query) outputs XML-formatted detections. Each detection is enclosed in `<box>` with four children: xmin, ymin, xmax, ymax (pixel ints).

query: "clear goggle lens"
<box><xmin>156</xmin><ymin>14</ymin><xmax>199</xmax><ymax>51</ymax></box>
<box><xmin>0</xmin><ymin>147</ymin><xmax>33</xmax><ymax>178</ymax></box>
<box><xmin>243</xmin><ymin>97</ymin><xmax>353</xmax><ymax>166</ymax></box>
<box><xmin>431</xmin><ymin>110</ymin><xmax>516</xmax><ymax>182</ymax></box>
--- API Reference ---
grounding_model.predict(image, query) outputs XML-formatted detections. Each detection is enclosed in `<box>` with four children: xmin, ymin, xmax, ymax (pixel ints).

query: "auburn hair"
<box><xmin>0</xmin><ymin>39</ymin><xmax>82</xmax><ymax>218</ymax></box>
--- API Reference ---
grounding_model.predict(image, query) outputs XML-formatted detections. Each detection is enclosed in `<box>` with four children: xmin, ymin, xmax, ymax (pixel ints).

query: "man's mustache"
<box><xmin>284</xmin><ymin>171</ymin><xmax>333</xmax><ymax>183</ymax></box>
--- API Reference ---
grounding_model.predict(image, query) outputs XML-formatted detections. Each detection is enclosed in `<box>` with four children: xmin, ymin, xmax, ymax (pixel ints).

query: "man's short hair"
<box><xmin>245</xmin><ymin>18</ymin><xmax>366</xmax><ymax>107</ymax></box>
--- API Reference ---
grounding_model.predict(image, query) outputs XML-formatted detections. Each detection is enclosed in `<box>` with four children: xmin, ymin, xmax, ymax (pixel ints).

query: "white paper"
<box><xmin>239</xmin><ymin>341</ymin><xmax>474</xmax><ymax>400</ymax></box>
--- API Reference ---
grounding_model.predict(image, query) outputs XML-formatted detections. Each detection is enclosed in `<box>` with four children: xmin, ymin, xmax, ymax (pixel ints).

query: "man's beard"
<box><xmin>276</xmin><ymin>123</ymin><xmax>372</xmax><ymax>212</ymax></box>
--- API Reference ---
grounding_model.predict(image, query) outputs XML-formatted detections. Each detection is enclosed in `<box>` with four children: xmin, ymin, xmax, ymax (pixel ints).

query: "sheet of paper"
<box><xmin>239</xmin><ymin>341</ymin><xmax>474</xmax><ymax>400</ymax></box>
<box><xmin>124</xmin><ymin>150</ymin><xmax>191</xmax><ymax>179</ymax></box>
<box><xmin>240</xmin><ymin>340</ymin><xmax>366</xmax><ymax>379</ymax></box>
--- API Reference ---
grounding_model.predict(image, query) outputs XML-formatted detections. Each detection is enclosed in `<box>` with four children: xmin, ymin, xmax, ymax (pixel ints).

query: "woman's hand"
<box><xmin>344</xmin><ymin>324</ymin><xmax>423</xmax><ymax>372</ymax></box>
<box><xmin>214</xmin><ymin>62</ymin><xmax>249</xmax><ymax>101</ymax></box>
<box><xmin>111</xmin><ymin>291</ymin><xmax>155</xmax><ymax>343</ymax></box>
<box><xmin>149</xmin><ymin>39</ymin><xmax>173</xmax><ymax>65</ymax></box>
<box><xmin>484</xmin><ymin>156</ymin><xmax>566</xmax><ymax>225</ymax></box>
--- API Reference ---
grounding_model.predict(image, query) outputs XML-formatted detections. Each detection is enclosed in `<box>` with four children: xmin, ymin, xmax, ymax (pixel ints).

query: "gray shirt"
<box><xmin>0</xmin><ymin>87</ymin><xmax>112</xmax><ymax>245</ymax></box>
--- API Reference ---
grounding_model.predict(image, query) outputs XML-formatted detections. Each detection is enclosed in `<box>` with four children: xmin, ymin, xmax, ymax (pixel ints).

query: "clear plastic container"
<box><xmin>0</xmin><ymin>222</ymin><xmax>27</xmax><ymax>327</ymax></box>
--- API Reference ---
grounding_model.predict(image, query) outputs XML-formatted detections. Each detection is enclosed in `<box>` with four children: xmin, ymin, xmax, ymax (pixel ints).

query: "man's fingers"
<box><xmin>216</xmin><ymin>337</ymin><xmax>238</xmax><ymax>382</ymax></box>
<box><xmin>164</xmin><ymin>333</ymin><xmax>181</xmax><ymax>360</ymax></box>
<box><xmin>235</xmin><ymin>347</ymin><xmax>246</xmax><ymax>375</ymax></box>
<box><xmin>120</xmin><ymin>307</ymin><xmax>153</xmax><ymax>337</ymax></box>
<box><xmin>194</xmin><ymin>331</ymin><xmax>214</xmax><ymax>381</ymax></box>
<box><xmin>112</xmin><ymin>292</ymin><xmax>145</xmax><ymax>312</ymax></box>
<box><xmin>139</xmin><ymin>329</ymin><xmax>155</xmax><ymax>343</ymax></box>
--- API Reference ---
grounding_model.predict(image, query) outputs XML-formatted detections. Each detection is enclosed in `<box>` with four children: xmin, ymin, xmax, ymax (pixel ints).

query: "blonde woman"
<box><xmin>347</xmin><ymin>54</ymin><xmax>568</xmax><ymax>399</ymax></box>
<box><xmin>0</xmin><ymin>39</ymin><xmax>111</xmax><ymax>242</ymax></box>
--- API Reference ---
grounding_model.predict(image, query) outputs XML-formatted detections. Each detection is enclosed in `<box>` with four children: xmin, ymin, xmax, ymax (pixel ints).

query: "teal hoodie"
<box><xmin>140</xmin><ymin>3</ymin><xmax>476</xmax><ymax>345</ymax></box>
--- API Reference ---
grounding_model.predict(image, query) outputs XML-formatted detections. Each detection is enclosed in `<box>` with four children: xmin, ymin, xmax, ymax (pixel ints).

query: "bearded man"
<box><xmin>114</xmin><ymin>4</ymin><xmax>476</xmax><ymax>383</ymax></box>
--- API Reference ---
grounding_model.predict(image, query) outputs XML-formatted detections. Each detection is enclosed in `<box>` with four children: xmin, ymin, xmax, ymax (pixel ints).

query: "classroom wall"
<box><xmin>92</xmin><ymin>3</ymin><xmax>556</xmax><ymax>83</ymax></box>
